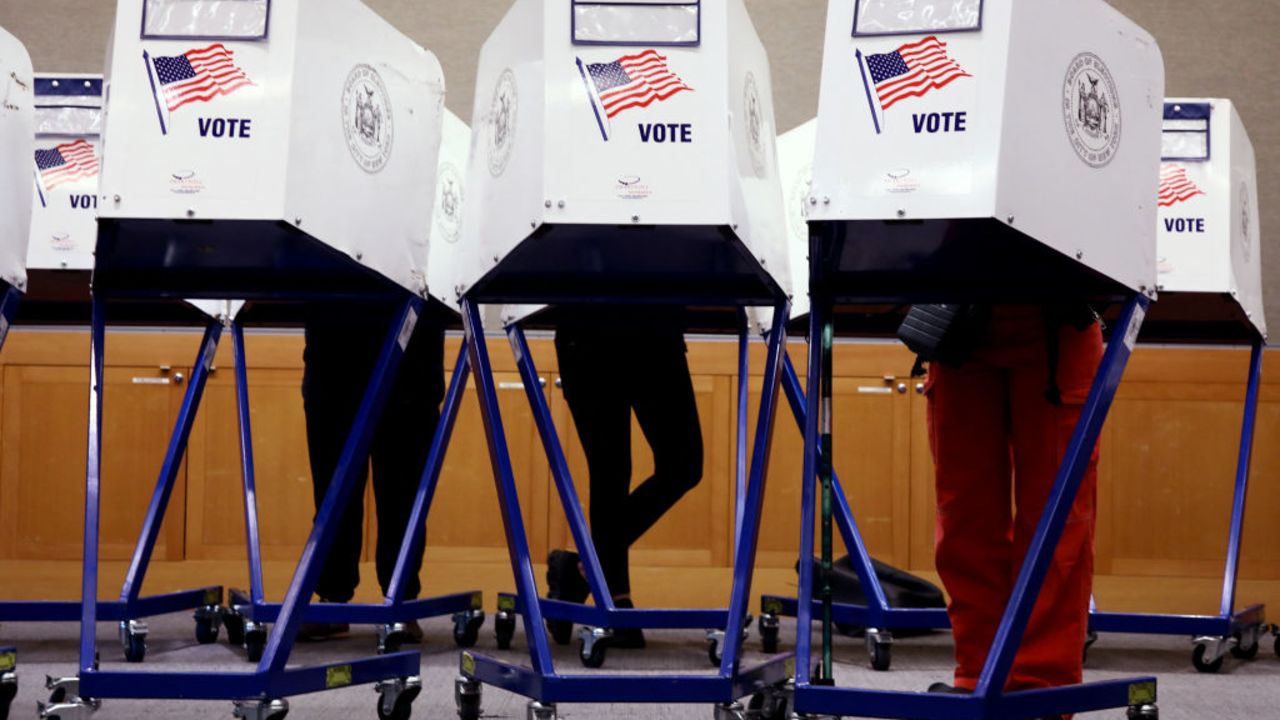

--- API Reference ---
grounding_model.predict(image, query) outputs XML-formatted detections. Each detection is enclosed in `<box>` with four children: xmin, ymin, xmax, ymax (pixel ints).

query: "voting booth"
<box><xmin>791</xmin><ymin>2</ymin><xmax>1166</xmax><ymax>719</ymax></box>
<box><xmin>1088</xmin><ymin>98</ymin><xmax>1270</xmax><ymax>674</ymax></box>
<box><xmin>451</xmin><ymin>2</ymin><xmax>794</xmax><ymax>718</ymax></box>
<box><xmin>0</xmin><ymin>25</ymin><xmax>31</xmax><ymax>720</ymax></box>
<box><xmin>0</xmin><ymin>28</ymin><xmax>33</xmax><ymax>328</ymax></box>
<box><xmin>29</xmin><ymin>75</ymin><xmax>100</xmax><ymax>274</ymax></box>
<box><xmin>46</xmin><ymin>3</ymin><xmax>449</xmax><ymax>719</ymax></box>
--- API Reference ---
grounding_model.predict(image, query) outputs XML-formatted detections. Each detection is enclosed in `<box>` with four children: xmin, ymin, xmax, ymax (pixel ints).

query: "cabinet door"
<box><xmin>0</xmin><ymin>365</ymin><xmax>184</xmax><ymax>561</ymax></box>
<box><xmin>908</xmin><ymin>381</ymin><xmax>936</xmax><ymax>573</ymax></box>
<box><xmin>185</xmin><ymin>367</ymin><xmax>317</xmax><ymax>563</ymax></box>
<box><xmin>546</xmin><ymin>373</ymin><xmax>734</xmax><ymax>570</ymax></box>
<box><xmin>424</xmin><ymin>371</ymin><xmax>551</xmax><ymax>566</ymax></box>
<box><xmin>753</xmin><ymin>368</ymin><xmax>912</xmax><ymax>571</ymax></box>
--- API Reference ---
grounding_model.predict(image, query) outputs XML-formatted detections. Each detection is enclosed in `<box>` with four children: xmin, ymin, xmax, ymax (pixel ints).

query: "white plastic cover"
<box><xmin>855</xmin><ymin>0</ymin><xmax>982</xmax><ymax>35</ymax></box>
<box><xmin>1161</xmin><ymin>117</ymin><xmax>1209</xmax><ymax>160</ymax></box>
<box><xmin>143</xmin><ymin>0</ymin><xmax>270</xmax><ymax>39</ymax></box>
<box><xmin>35</xmin><ymin>107</ymin><xmax>103</xmax><ymax>136</ymax></box>
<box><xmin>574</xmin><ymin>1</ymin><xmax>699</xmax><ymax>44</ymax></box>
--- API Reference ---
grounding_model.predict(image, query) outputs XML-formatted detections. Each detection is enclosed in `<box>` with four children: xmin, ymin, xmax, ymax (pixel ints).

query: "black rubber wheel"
<box><xmin>1230</xmin><ymin>634</ymin><xmax>1260</xmax><ymax>660</ymax></box>
<box><xmin>1192</xmin><ymin>643</ymin><xmax>1224</xmax><ymax>673</ymax></box>
<box><xmin>495</xmin><ymin>616</ymin><xmax>516</xmax><ymax>650</ymax></box>
<box><xmin>245</xmin><ymin>630</ymin><xmax>266</xmax><ymax>663</ymax></box>
<box><xmin>707</xmin><ymin>637</ymin><xmax>722</xmax><ymax>668</ymax></box>
<box><xmin>47</xmin><ymin>685</ymin><xmax>67</xmax><ymax>705</ymax></box>
<box><xmin>870</xmin><ymin>640</ymin><xmax>892</xmax><ymax>672</ymax></box>
<box><xmin>760</xmin><ymin>624</ymin><xmax>780</xmax><ymax>654</ymax></box>
<box><xmin>376</xmin><ymin>684</ymin><xmax>420</xmax><ymax>720</ymax></box>
<box><xmin>580</xmin><ymin>638</ymin><xmax>608</xmax><ymax>669</ymax></box>
<box><xmin>123</xmin><ymin>631</ymin><xmax>147</xmax><ymax>663</ymax></box>
<box><xmin>1127</xmin><ymin>705</ymin><xmax>1159</xmax><ymax>720</ymax></box>
<box><xmin>457</xmin><ymin>691</ymin><xmax>481</xmax><ymax>720</ymax></box>
<box><xmin>223</xmin><ymin>613</ymin><xmax>246</xmax><ymax>647</ymax></box>
<box><xmin>195</xmin><ymin>615</ymin><xmax>220</xmax><ymax>645</ymax></box>
<box><xmin>0</xmin><ymin>680</ymin><xmax>16</xmax><ymax>720</ymax></box>
<box><xmin>265</xmin><ymin>707</ymin><xmax>289</xmax><ymax>720</ymax></box>
<box><xmin>747</xmin><ymin>689</ymin><xmax>788</xmax><ymax>720</ymax></box>
<box><xmin>454</xmin><ymin>616</ymin><xmax>482</xmax><ymax>649</ymax></box>
<box><xmin>548</xmin><ymin>619</ymin><xmax>573</xmax><ymax>646</ymax></box>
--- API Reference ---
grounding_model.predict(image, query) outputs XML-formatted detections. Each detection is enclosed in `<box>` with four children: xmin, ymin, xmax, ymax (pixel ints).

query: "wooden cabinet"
<box><xmin>1</xmin><ymin>330</ymin><xmax>1278</xmax><ymax>613</ymax></box>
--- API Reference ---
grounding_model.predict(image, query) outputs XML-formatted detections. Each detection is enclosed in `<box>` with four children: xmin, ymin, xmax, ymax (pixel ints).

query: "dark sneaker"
<box><xmin>609</xmin><ymin>598</ymin><xmax>646</xmax><ymax>649</ymax></box>
<box><xmin>927</xmin><ymin>682</ymin><xmax>971</xmax><ymax>695</ymax></box>
<box><xmin>402</xmin><ymin>620</ymin><xmax>424</xmax><ymax>644</ymax></box>
<box><xmin>546</xmin><ymin>550</ymin><xmax>589</xmax><ymax>645</ymax></box>
<box><xmin>297</xmin><ymin>622</ymin><xmax>350</xmax><ymax>642</ymax></box>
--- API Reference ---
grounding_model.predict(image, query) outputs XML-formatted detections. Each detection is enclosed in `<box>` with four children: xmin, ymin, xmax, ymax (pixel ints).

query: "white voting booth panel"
<box><xmin>99</xmin><ymin>0</ymin><xmax>445</xmax><ymax>297</ymax></box>
<box><xmin>0</xmin><ymin>28</ymin><xmax>34</xmax><ymax>293</ymax></box>
<box><xmin>460</xmin><ymin>0</ymin><xmax>790</xmax><ymax>305</ymax></box>
<box><xmin>427</xmin><ymin>109</ymin><xmax>469</xmax><ymax>311</ymax></box>
<box><xmin>1156</xmin><ymin>98</ymin><xmax>1265</xmax><ymax>339</ymax></box>
<box><xmin>809</xmin><ymin>0</ymin><xmax>1164</xmax><ymax>297</ymax></box>
<box><xmin>776</xmin><ymin>119</ymin><xmax>817</xmax><ymax>323</ymax></box>
<box><xmin>29</xmin><ymin>74</ymin><xmax>102</xmax><ymax>272</ymax></box>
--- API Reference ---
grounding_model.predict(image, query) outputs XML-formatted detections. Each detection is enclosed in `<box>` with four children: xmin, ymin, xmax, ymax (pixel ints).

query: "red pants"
<box><xmin>925</xmin><ymin>307</ymin><xmax>1103</xmax><ymax>692</ymax></box>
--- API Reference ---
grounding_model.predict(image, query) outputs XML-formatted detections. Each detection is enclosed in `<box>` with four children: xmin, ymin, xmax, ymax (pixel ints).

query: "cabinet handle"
<box><xmin>915</xmin><ymin>382</ymin><xmax>925</xmax><ymax>395</ymax></box>
<box><xmin>555</xmin><ymin>377</ymin><xmax>563</xmax><ymax>388</ymax></box>
<box><xmin>174</xmin><ymin>372</ymin><xmax>185</xmax><ymax>385</ymax></box>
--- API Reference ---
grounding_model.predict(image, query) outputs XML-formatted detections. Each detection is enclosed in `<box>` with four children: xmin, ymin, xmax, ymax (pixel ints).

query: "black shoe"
<box><xmin>609</xmin><ymin>598</ymin><xmax>646</xmax><ymax>649</ymax></box>
<box><xmin>297</xmin><ymin>622</ymin><xmax>350</xmax><ymax>642</ymax></box>
<box><xmin>927</xmin><ymin>682</ymin><xmax>971</xmax><ymax>695</ymax></box>
<box><xmin>546</xmin><ymin>550</ymin><xmax>589</xmax><ymax>644</ymax></box>
<box><xmin>401</xmin><ymin>620</ymin><xmax>424</xmax><ymax>644</ymax></box>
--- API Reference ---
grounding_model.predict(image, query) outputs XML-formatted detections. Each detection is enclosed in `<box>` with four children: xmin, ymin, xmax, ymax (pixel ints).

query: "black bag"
<box><xmin>805</xmin><ymin>555</ymin><xmax>946</xmax><ymax>638</ymax></box>
<box><xmin>897</xmin><ymin>304</ymin><xmax>990</xmax><ymax>367</ymax></box>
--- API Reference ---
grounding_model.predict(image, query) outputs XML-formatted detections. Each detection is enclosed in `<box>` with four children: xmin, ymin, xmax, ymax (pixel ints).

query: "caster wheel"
<box><xmin>122</xmin><ymin>631</ymin><xmax>146</xmax><ymax>664</ymax></box>
<box><xmin>580</xmin><ymin>637</ymin><xmax>609</xmax><ymax>669</ymax></box>
<box><xmin>457</xmin><ymin>692</ymin><xmax>481</xmax><ymax>720</ymax></box>
<box><xmin>758</xmin><ymin>616</ymin><xmax>780</xmax><ymax>654</ymax></box>
<box><xmin>376</xmin><ymin>684</ymin><xmax>420</xmax><ymax>720</ymax></box>
<box><xmin>0</xmin><ymin>681</ymin><xmax>16</xmax><ymax>720</ymax></box>
<box><xmin>869</xmin><ymin>640</ymin><xmax>891</xmax><ymax>672</ymax></box>
<box><xmin>1192</xmin><ymin>643</ymin><xmax>1224</xmax><ymax>674</ymax></box>
<box><xmin>223</xmin><ymin>613</ymin><xmax>246</xmax><ymax>648</ymax></box>
<box><xmin>707</xmin><ymin>636</ymin><xmax>722</xmax><ymax>668</ymax></box>
<box><xmin>747</xmin><ymin>690</ymin><xmax>788</xmax><ymax>720</ymax></box>
<box><xmin>1230</xmin><ymin>634</ymin><xmax>1259</xmax><ymax>660</ymax></box>
<box><xmin>195</xmin><ymin>614</ymin><xmax>221</xmax><ymax>645</ymax></box>
<box><xmin>453</xmin><ymin>612</ymin><xmax>485</xmax><ymax>649</ymax></box>
<box><xmin>245</xmin><ymin>628</ymin><xmax>267</xmax><ymax>663</ymax></box>
<box><xmin>495</xmin><ymin>613</ymin><xmax>516</xmax><ymax>650</ymax></box>
<box><xmin>1127</xmin><ymin>703</ymin><xmax>1159</xmax><ymax>720</ymax></box>
<box><xmin>548</xmin><ymin>619</ymin><xmax>573</xmax><ymax>646</ymax></box>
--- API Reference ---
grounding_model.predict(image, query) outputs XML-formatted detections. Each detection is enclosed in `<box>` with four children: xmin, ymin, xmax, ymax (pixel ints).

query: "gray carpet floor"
<box><xmin>3</xmin><ymin>612</ymin><xmax>1278</xmax><ymax>718</ymax></box>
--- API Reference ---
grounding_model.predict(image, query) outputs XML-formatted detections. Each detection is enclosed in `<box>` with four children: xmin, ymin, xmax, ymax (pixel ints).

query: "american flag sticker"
<box><xmin>1158</xmin><ymin>164</ymin><xmax>1205</xmax><ymax>207</ymax></box>
<box><xmin>35</xmin><ymin>139</ymin><xmax>99</xmax><ymax>192</ymax></box>
<box><xmin>576</xmin><ymin>49</ymin><xmax>693</xmax><ymax>141</ymax></box>
<box><xmin>857</xmin><ymin>36</ymin><xmax>971</xmax><ymax>134</ymax></box>
<box><xmin>145</xmin><ymin>43</ymin><xmax>255</xmax><ymax>134</ymax></box>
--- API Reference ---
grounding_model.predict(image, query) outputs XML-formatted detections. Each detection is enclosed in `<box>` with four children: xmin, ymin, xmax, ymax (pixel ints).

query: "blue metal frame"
<box><xmin>852</xmin><ymin>0</ymin><xmax>984</xmax><ymax>37</ymax></box>
<box><xmin>458</xmin><ymin>296</ymin><xmax>794</xmax><ymax>705</ymax></box>
<box><xmin>571</xmin><ymin>0</ymin><xmax>701</xmax><ymax>47</ymax></box>
<box><xmin>75</xmin><ymin>296</ymin><xmax>424</xmax><ymax>701</ymax></box>
<box><xmin>1089</xmin><ymin>337</ymin><xmax>1266</xmax><ymax>640</ymax></box>
<box><xmin>225</xmin><ymin>331</ymin><xmax>483</xmax><ymax>640</ymax></box>
<box><xmin>0</xmin><ymin>285</ymin><xmax>223</xmax><ymax>646</ymax></box>
<box><xmin>793</xmin><ymin>293</ymin><xmax>1158</xmax><ymax>719</ymax></box>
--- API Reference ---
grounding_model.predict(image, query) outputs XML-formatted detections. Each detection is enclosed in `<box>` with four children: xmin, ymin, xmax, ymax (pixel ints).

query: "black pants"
<box><xmin>302</xmin><ymin>302</ymin><xmax>446</xmax><ymax>604</ymax></box>
<box><xmin>555</xmin><ymin>319</ymin><xmax>703</xmax><ymax>597</ymax></box>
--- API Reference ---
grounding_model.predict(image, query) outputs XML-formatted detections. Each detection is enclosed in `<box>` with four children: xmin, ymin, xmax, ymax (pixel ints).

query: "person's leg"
<box><xmin>301</xmin><ymin>322</ymin><xmax>370</xmax><ymax>608</ymax></box>
<box><xmin>1007</xmin><ymin>321</ymin><xmax>1103</xmax><ymax>692</ymax></box>
<box><xmin>927</xmin><ymin>361</ymin><xmax>1013</xmax><ymax>691</ymax></box>
<box><xmin>622</xmin><ymin>339</ymin><xmax>703</xmax><ymax>570</ymax></box>
<box><xmin>369</xmin><ymin>315</ymin><xmax>446</xmax><ymax>603</ymax></box>
<box><xmin>555</xmin><ymin>327</ymin><xmax>635</xmax><ymax>599</ymax></box>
